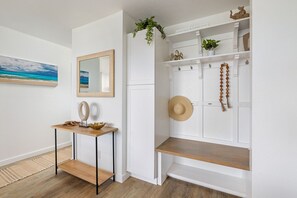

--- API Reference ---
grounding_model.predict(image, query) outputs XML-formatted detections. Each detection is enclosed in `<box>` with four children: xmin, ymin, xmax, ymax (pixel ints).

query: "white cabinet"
<box><xmin>127</xmin><ymin>85</ymin><xmax>155</xmax><ymax>180</ymax></box>
<box><xmin>127</xmin><ymin>32</ymin><xmax>154</xmax><ymax>85</ymax></box>
<box><xmin>127</xmin><ymin>28</ymin><xmax>170</xmax><ymax>184</ymax></box>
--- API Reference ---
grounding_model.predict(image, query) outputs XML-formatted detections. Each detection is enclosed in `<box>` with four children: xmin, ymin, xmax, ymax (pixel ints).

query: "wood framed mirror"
<box><xmin>77</xmin><ymin>49</ymin><xmax>114</xmax><ymax>97</ymax></box>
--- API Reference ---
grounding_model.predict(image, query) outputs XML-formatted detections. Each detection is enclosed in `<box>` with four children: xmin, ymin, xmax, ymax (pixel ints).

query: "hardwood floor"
<box><xmin>0</xmin><ymin>167</ymin><xmax>239</xmax><ymax>198</ymax></box>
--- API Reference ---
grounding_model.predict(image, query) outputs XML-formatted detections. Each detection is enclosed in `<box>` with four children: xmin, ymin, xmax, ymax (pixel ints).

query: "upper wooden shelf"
<box><xmin>164</xmin><ymin>51</ymin><xmax>250</xmax><ymax>67</ymax></box>
<box><xmin>156</xmin><ymin>137</ymin><xmax>250</xmax><ymax>170</ymax></box>
<box><xmin>166</xmin><ymin>17</ymin><xmax>250</xmax><ymax>43</ymax></box>
<box><xmin>52</xmin><ymin>124</ymin><xmax>118</xmax><ymax>137</ymax></box>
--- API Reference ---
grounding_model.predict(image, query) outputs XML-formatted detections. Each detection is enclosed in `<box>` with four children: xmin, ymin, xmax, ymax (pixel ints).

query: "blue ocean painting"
<box><xmin>0</xmin><ymin>55</ymin><xmax>58</xmax><ymax>86</ymax></box>
<box><xmin>80</xmin><ymin>70</ymin><xmax>89</xmax><ymax>88</ymax></box>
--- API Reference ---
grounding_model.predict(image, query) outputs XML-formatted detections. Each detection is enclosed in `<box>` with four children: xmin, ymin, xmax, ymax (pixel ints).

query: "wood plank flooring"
<box><xmin>0</xmin><ymin>167</ymin><xmax>239</xmax><ymax>198</ymax></box>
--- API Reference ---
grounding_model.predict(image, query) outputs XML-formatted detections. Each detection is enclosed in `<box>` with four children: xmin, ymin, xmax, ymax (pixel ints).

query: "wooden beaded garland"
<box><xmin>219</xmin><ymin>63</ymin><xmax>231</xmax><ymax>112</ymax></box>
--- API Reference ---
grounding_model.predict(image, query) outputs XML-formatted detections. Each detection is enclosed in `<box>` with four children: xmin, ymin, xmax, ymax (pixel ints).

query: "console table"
<box><xmin>52</xmin><ymin>124</ymin><xmax>118</xmax><ymax>195</ymax></box>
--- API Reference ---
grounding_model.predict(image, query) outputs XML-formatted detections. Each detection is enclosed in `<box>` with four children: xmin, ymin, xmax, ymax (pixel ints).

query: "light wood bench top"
<box><xmin>52</xmin><ymin>124</ymin><xmax>118</xmax><ymax>137</ymax></box>
<box><xmin>156</xmin><ymin>137</ymin><xmax>250</xmax><ymax>170</ymax></box>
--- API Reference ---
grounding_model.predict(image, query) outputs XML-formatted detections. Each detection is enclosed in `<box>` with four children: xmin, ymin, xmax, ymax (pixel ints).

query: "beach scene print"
<box><xmin>80</xmin><ymin>70</ymin><xmax>89</xmax><ymax>88</ymax></box>
<box><xmin>0</xmin><ymin>55</ymin><xmax>58</xmax><ymax>86</ymax></box>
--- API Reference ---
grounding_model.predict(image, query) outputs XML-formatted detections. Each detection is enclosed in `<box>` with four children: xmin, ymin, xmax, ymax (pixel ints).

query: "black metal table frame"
<box><xmin>54</xmin><ymin>128</ymin><xmax>116</xmax><ymax>195</ymax></box>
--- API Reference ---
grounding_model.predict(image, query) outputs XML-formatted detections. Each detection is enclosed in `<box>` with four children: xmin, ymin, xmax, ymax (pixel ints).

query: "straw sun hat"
<box><xmin>168</xmin><ymin>96</ymin><xmax>193</xmax><ymax>121</ymax></box>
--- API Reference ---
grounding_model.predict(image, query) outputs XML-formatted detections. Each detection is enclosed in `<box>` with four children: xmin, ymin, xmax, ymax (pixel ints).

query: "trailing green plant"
<box><xmin>133</xmin><ymin>16</ymin><xmax>166</xmax><ymax>45</ymax></box>
<box><xmin>202</xmin><ymin>39</ymin><xmax>220</xmax><ymax>50</ymax></box>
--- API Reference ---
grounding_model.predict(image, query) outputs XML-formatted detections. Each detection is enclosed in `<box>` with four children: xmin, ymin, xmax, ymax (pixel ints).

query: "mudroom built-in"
<box><xmin>127</xmin><ymin>6</ymin><xmax>251</xmax><ymax>198</ymax></box>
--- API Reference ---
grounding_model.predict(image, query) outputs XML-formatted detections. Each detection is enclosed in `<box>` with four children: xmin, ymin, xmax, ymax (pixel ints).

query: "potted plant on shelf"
<box><xmin>202</xmin><ymin>39</ymin><xmax>220</xmax><ymax>56</ymax></box>
<box><xmin>133</xmin><ymin>16</ymin><xmax>166</xmax><ymax>45</ymax></box>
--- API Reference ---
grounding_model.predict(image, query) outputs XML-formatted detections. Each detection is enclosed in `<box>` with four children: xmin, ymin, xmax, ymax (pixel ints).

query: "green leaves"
<box><xmin>133</xmin><ymin>16</ymin><xmax>166</xmax><ymax>45</ymax></box>
<box><xmin>202</xmin><ymin>39</ymin><xmax>220</xmax><ymax>50</ymax></box>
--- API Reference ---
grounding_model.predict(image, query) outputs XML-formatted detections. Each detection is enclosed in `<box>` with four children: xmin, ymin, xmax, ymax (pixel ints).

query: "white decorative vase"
<box><xmin>208</xmin><ymin>50</ymin><xmax>215</xmax><ymax>56</ymax></box>
<box><xmin>78</xmin><ymin>101</ymin><xmax>90</xmax><ymax>127</ymax></box>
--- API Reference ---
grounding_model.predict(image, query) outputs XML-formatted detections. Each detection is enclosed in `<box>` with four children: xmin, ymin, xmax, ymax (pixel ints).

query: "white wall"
<box><xmin>252</xmin><ymin>1</ymin><xmax>297</xmax><ymax>197</ymax></box>
<box><xmin>72</xmin><ymin>11</ymin><xmax>135</xmax><ymax>182</ymax></box>
<box><xmin>0</xmin><ymin>26</ymin><xmax>72</xmax><ymax>166</ymax></box>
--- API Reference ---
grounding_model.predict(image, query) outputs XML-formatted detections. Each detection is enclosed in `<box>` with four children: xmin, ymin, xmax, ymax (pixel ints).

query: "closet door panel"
<box><xmin>203</xmin><ymin>107</ymin><xmax>233</xmax><ymax>141</ymax></box>
<box><xmin>170</xmin><ymin>106</ymin><xmax>201</xmax><ymax>138</ymax></box>
<box><xmin>203</xmin><ymin>66</ymin><xmax>220</xmax><ymax>102</ymax></box>
<box><xmin>238</xmin><ymin>107</ymin><xmax>251</xmax><ymax>144</ymax></box>
<box><xmin>127</xmin><ymin>85</ymin><xmax>155</xmax><ymax>179</ymax></box>
<box><xmin>203</xmin><ymin>63</ymin><xmax>233</xmax><ymax>103</ymax></box>
<box><xmin>239</xmin><ymin>63</ymin><xmax>251</xmax><ymax>102</ymax></box>
<box><xmin>127</xmin><ymin>32</ymin><xmax>155</xmax><ymax>85</ymax></box>
<box><xmin>172</xmin><ymin>66</ymin><xmax>200</xmax><ymax>101</ymax></box>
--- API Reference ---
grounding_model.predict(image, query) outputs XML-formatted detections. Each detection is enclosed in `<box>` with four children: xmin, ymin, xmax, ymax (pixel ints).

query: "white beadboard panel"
<box><xmin>172</xmin><ymin>66</ymin><xmax>200</xmax><ymax>101</ymax></box>
<box><xmin>170</xmin><ymin>106</ymin><xmax>201</xmax><ymax>138</ymax></box>
<box><xmin>202</xmin><ymin>33</ymin><xmax>233</xmax><ymax>56</ymax></box>
<box><xmin>203</xmin><ymin>106</ymin><xmax>233</xmax><ymax>141</ymax></box>
<box><xmin>127</xmin><ymin>85</ymin><xmax>155</xmax><ymax>179</ymax></box>
<box><xmin>203</xmin><ymin>62</ymin><xmax>234</xmax><ymax>102</ymax></box>
<box><xmin>239</xmin><ymin>63</ymin><xmax>251</xmax><ymax>102</ymax></box>
<box><xmin>238</xmin><ymin>107</ymin><xmax>251</xmax><ymax>144</ymax></box>
<box><xmin>172</xmin><ymin>42</ymin><xmax>199</xmax><ymax>59</ymax></box>
<box><xmin>172</xmin><ymin>33</ymin><xmax>235</xmax><ymax>59</ymax></box>
<box><xmin>172</xmin><ymin>39</ymin><xmax>198</xmax><ymax>49</ymax></box>
<box><xmin>127</xmin><ymin>31</ymin><xmax>154</xmax><ymax>85</ymax></box>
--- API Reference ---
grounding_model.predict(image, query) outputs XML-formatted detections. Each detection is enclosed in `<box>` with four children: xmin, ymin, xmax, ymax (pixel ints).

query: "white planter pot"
<box><xmin>208</xmin><ymin>50</ymin><xmax>215</xmax><ymax>56</ymax></box>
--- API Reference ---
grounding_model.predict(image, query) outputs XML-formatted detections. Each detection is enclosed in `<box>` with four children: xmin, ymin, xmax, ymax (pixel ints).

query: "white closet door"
<box><xmin>127</xmin><ymin>32</ymin><xmax>155</xmax><ymax>85</ymax></box>
<box><xmin>127</xmin><ymin>85</ymin><xmax>155</xmax><ymax>180</ymax></box>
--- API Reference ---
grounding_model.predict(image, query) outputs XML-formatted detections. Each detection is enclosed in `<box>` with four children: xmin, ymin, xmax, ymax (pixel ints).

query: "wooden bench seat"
<box><xmin>156</xmin><ymin>137</ymin><xmax>250</xmax><ymax>170</ymax></box>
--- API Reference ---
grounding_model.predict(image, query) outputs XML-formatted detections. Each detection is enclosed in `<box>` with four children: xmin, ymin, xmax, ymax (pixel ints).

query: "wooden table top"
<box><xmin>52</xmin><ymin>124</ymin><xmax>118</xmax><ymax>137</ymax></box>
<box><xmin>156</xmin><ymin>137</ymin><xmax>250</xmax><ymax>171</ymax></box>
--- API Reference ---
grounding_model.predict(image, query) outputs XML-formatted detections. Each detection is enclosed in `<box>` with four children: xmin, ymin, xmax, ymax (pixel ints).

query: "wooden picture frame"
<box><xmin>77</xmin><ymin>49</ymin><xmax>114</xmax><ymax>97</ymax></box>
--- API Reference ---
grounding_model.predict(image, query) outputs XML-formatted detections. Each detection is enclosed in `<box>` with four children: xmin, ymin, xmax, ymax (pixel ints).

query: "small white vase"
<box><xmin>208</xmin><ymin>50</ymin><xmax>215</xmax><ymax>56</ymax></box>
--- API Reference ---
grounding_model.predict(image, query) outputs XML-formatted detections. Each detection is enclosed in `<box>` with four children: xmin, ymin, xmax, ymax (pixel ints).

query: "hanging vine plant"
<box><xmin>133</xmin><ymin>16</ymin><xmax>166</xmax><ymax>45</ymax></box>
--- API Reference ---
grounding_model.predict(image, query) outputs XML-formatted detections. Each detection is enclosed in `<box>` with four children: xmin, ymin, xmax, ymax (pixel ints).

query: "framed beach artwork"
<box><xmin>80</xmin><ymin>70</ymin><xmax>89</xmax><ymax>89</ymax></box>
<box><xmin>0</xmin><ymin>55</ymin><xmax>58</xmax><ymax>87</ymax></box>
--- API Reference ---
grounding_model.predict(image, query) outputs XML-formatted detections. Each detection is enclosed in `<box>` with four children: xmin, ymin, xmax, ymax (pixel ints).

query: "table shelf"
<box><xmin>59</xmin><ymin>160</ymin><xmax>113</xmax><ymax>185</ymax></box>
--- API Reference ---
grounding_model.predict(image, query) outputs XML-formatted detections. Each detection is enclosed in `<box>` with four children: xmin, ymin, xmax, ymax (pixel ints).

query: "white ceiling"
<box><xmin>0</xmin><ymin>0</ymin><xmax>249</xmax><ymax>47</ymax></box>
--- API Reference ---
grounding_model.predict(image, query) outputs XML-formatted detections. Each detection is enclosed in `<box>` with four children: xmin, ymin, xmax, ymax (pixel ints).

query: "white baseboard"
<box><xmin>116</xmin><ymin>172</ymin><xmax>131</xmax><ymax>183</ymax></box>
<box><xmin>0</xmin><ymin>141</ymin><xmax>72</xmax><ymax>167</ymax></box>
<box><xmin>130</xmin><ymin>173</ymin><xmax>158</xmax><ymax>185</ymax></box>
